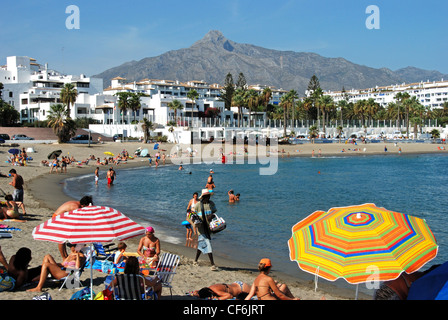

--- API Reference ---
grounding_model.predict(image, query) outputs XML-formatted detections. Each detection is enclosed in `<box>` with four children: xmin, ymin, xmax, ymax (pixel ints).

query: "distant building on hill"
<box><xmin>324</xmin><ymin>81</ymin><xmax>448</xmax><ymax>109</ymax></box>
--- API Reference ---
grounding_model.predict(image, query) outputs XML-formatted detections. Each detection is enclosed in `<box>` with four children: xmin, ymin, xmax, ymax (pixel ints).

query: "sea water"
<box><xmin>63</xmin><ymin>153</ymin><xmax>448</xmax><ymax>296</ymax></box>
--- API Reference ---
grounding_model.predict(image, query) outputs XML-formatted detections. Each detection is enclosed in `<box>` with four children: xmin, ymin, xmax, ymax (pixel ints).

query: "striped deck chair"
<box><xmin>154</xmin><ymin>252</ymin><xmax>180</xmax><ymax>299</ymax></box>
<box><xmin>113</xmin><ymin>274</ymin><xmax>154</xmax><ymax>300</ymax></box>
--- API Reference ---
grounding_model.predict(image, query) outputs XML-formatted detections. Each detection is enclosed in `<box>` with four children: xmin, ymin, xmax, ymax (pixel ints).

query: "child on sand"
<box><xmin>114</xmin><ymin>242</ymin><xmax>128</xmax><ymax>267</ymax></box>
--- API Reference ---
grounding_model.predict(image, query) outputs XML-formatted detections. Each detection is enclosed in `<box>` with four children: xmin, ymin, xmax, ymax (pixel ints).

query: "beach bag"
<box><xmin>0</xmin><ymin>275</ymin><xmax>15</xmax><ymax>292</ymax></box>
<box><xmin>209</xmin><ymin>214</ymin><xmax>226</xmax><ymax>233</ymax></box>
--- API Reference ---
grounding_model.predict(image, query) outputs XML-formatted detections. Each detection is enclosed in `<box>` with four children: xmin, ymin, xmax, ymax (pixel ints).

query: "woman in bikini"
<box><xmin>137</xmin><ymin>226</ymin><xmax>160</xmax><ymax>268</ymax></box>
<box><xmin>192</xmin><ymin>281</ymin><xmax>251</xmax><ymax>300</ymax></box>
<box><xmin>245</xmin><ymin>258</ymin><xmax>299</xmax><ymax>300</ymax></box>
<box><xmin>1</xmin><ymin>194</ymin><xmax>20</xmax><ymax>219</ymax></box>
<box><xmin>27</xmin><ymin>243</ymin><xmax>85</xmax><ymax>292</ymax></box>
<box><xmin>185</xmin><ymin>192</ymin><xmax>199</xmax><ymax>239</ymax></box>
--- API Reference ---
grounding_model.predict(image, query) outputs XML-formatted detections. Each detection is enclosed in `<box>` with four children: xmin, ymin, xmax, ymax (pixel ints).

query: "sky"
<box><xmin>1</xmin><ymin>0</ymin><xmax>447</xmax><ymax>79</ymax></box>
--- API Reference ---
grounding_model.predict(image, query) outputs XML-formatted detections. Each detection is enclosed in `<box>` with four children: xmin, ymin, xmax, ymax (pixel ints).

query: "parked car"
<box><xmin>113</xmin><ymin>134</ymin><xmax>123</xmax><ymax>141</ymax></box>
<box><xmin>12</xmin><ymin>134</ymin><xmax>34</xmax><ymax>140</ymax></box>
<box><xmin>71</xmin><ymin>134</ymin><xmax>92</xmax><ymax>141</ymax></box>
<box><xmin>0</xmin><ymin>134</ymin><xmax>10</xmax><ymax>140</ymax></box>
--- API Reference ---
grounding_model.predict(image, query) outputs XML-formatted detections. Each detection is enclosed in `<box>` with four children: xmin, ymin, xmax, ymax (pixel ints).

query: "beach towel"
<box><xmin>70</xmin><ymin>287</ymin><xmax>95</xmax><ymax>300</ymax></box>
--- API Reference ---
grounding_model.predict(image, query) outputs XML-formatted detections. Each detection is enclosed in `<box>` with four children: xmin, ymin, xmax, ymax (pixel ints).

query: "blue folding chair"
<box><xmin>93</xmin><ymin>243</ymin><xmax>118</xmax><ymax>261</ymax></box>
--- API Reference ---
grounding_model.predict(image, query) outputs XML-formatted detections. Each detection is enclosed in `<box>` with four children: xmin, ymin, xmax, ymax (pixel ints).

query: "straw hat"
<box><xmin>199</xmin><ymin>188</ymin><xmax>213</xmax><ymax>199</ymax></box>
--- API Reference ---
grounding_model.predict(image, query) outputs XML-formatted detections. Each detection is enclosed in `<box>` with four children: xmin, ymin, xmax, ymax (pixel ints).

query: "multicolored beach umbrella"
<box><xmin>288</xmin><ymin>203</ymin><xmax>438</xmax><ymax>285</ymax></box>
<box><xmin>32</xmin><ymin>205</ymin><xmax>146</xmax><ymax>244</ymax></box>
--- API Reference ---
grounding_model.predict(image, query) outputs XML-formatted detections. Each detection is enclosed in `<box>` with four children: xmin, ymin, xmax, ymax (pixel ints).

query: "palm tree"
<box><xmin>140</xmin><ymin>118</ymin><xmax>154</xmax><ymax>143</ymax></box>
<box><xmin>280</xmin><ymin>94</ymin><xmax>289</xmax><ymax>137</ymax></box>
<box><xmin>246</xmin><ymin>89</ymin><xmax>260</xmax><ymax>127</ymax></box>
<box><xmin>337</xmin><ymin>100</ymin><xmax>348</xmax><ymax>125</ymax></box>
<box><xmin>365</xmin><ymin>98</ymin><xmax>379</xmax><ymax>126</ymax></box>
<box><xmin>354</xmin><ymin>100</ymin><xmax>367</xmax><ymax>126</ymax></box>
<box><xmin>115</xmin><ymin>92</ymin><xmax>131</xmax><ymax>124</ymax></box>
<box><xmin>317</xmin><ymin>95</ymin><xmax>334</xmax><ymax>134</ymax></box>
<box><xmin>403</xmin><ymin>96</ymin><xmax>420</xmax><ymax>138</ymax></box>
<box><xmin>232</xmin><ymin>88</ymin><xmax>246</xmax><ymax>127</ymax></box>
<box><xmin>60</xmin><ymin>83</ymin><xmax>78</xmax><ymax>117</ymax></box>
<box><xmin>187</xmin><ymin>89</ymin><xmax>199</xmax><ymax>125</ymax></box>
<box><xmin>262</xmin><ymin>87</ymin><xmax>272</xmax><ymax>112</ymax></box>
<box><xmin>337</xmin><ymin>125</ymin><xmax>344</xmax><ymax>143</ymax></box>
<box><xmin>47</xmin><ymin>103</ymin><xmax>77</xmax><ymax>143</ymax></box>
<box><xmin>129</xmin><ymin>93</ymin><xmax>144</xmax><ymax>122</ymax></box>
<box><xmin>430</xmin><ymin>129</ymin><xmax>440</xmax><ymax>142</ymax></box>
<box><xmin>168</xmin><ymin>99</ymin><xmax>184</xmax><ymax>124</ymax></box>
<box><xmin>309</xmin><ymin>125</ymin><xmax>318</xmax><ymax>144</ymax></box>
<box><xmin>394</xmin><ymin>92</ymin><xmax>410</xmax><ymax>127</ymax></box>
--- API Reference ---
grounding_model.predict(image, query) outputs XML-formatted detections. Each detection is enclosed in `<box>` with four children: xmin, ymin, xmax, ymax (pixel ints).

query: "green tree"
<box><xmin>220</xmin><ymin>73</ymin><xmax>235</xmax><ymax>110</ymax></box>
<box><xmin>261</xmin><ymin>87</ymin><xmax>272</xmax><ymax>112</ymax></box>
<box><xmin>187</xmin><ymin>89</ymin><xmax>199</xmax><ymax>124</ymax></box>
<box><xmin>168</xmin><ymin>99</ymin><xmax>184</xmax><ymax>124</ymax></box>
<box><xmin>0</xmin><ymin>100</ymin><xmax>20</xmax><ymax>126</ymax></box>
<box><xmin>236</xmin><ymin>72</ymin><xmax>247</xmax><ymax>90</ymax></box>
<box><xmin>308</xmin><ymin>125</ymin><xmax>318</xmax><ymax>143</ymax></box>
<box><xmin>232</xmin><ymin>88</ymin><xmax>246</xmax><ymax>127</ymax></box>
<box><xmin>307</xmin><ymin>75</ymin><xmax>323</xmax><ymax>125</ymax></box>
<box><xmin>129</xmin><ymin>92</ymin><xmax>145</xmax><ymax>122</ymax></box>
<box><xmin>115</xmin><ymin>92</ymin><xmax>131</xmax><ymax>124</ymax></box>
<box><xmin>246</xmin><ymin>89</ymin><xmax>261</xmax><ymax>127</ymax></box>
<box><xmin>47</xmin><ymin>103</ymin><xmax>77</xmax><ymax>143</ymax></box>
<box><xmin>140</xmin><ymin>118</ymin><xmax>154</xmax><ymax>143</ymax></box>
<box><xmin>394</xmin><ymin>92</ymin><xmax>410</xmax><ymax>127</ymax></box>
<box><xmin>317</xmin><ymin>95</ymin><xmax>334</xmax><ymax>134</ymax></box>
<box><xmin>60</xmin><ymin>83</ymin><xmax>78</xmax><ymax>117</ymax></box>
<box><xmin>354</xmin><ymin>100</ymin><xmax>367</xmax><ymax>126</ymax></box>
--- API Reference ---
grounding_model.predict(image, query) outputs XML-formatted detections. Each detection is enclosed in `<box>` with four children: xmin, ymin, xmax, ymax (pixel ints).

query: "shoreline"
<box><xmin>1</xmin><ymin>141</ymin><xmax>445</xmax><ymax>300</ymax></box>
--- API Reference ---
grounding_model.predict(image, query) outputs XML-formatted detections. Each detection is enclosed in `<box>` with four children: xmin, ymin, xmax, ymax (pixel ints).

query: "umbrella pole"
<box><xmin>355</xmin><ymin>284</ymin><xmax>359</xmax><ymax>300</ymax></box>
<box><xmin>90</xmin><ymin>243</ymin><xmax>94</xmax><ymax>300</ymax></box>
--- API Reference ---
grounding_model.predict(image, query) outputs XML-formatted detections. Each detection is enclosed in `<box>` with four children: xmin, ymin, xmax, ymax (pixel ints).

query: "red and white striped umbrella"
<box><xmin>32</xmin><ymin>205</ymin><xmax>146</xmax><ymax>243</ymax></box>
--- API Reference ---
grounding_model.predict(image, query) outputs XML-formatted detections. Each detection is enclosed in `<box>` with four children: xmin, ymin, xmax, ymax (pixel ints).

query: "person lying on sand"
<box><xmin>191</xmin><ymin>281</ymin><xmax>251</xmax><ymax>300</ymax></box>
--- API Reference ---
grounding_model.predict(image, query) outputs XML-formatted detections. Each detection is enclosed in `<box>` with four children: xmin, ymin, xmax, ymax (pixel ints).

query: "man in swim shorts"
<box><xmin>8</xmin><ymin>169</ymin><xmax>26</xmax><ymax>215</ymax></box>
<box><xmin>52</xmin><ymin>195</ymin><xmax>93</xmax><ymax>259</ymax></box>
<box><xmin>107</xmin><ymin>167</ymin><xmax>116</xmax><ymax>185</ymax></box>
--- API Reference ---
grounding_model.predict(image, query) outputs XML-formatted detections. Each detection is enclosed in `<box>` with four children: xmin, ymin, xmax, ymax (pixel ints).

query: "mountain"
<box><xmin>93</xmin><ymin>30</ymin><xmax>448</xmax><ymax>95</ymax></box>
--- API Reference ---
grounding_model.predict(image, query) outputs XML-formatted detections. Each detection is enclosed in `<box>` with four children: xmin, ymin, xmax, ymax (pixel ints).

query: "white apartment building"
<box><xmin>325</xmin><ymin>80</ymin><xmax>448</xmax><ymax>109</ymax></box>
<box><xmin>0</xmin><ymin>56</ymin><xmax>280</xmax><ymax>127</ymax></box>
<box><xmin>103</xmin><ymin>77</ymin><xmax>229</xmax><ymax>125</ymax></box>
<box><xmin>0</xmin><ymin>56</ymin><xmax>103</xmax><ymax>122</ymax></box>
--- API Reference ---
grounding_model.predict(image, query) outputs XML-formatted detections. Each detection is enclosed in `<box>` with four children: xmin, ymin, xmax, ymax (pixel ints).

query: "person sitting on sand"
<box><xmin>27</xmin><ymin>243</ymin><xmax>86</xmax><ymax>292</ymax></box>
<box><xmin>114</xmin><ymin>242</ymin><xmax>128</xmax><ymax>267</ymax></box>
<box><xmin>1</xmin><ymin>194</ymin><xmax>20</xmax><ymax>219</ymax></box>
<box><xmin>192</xmin><ymin>281</ymin><xmax>251</xmax><ymax>300</ymax></box>
<box><xmin>109</xmin><ymin>256</ymin><xmax>162</xmax><ymax>299</ymax></box>
<box><xmin>245</xmin><ymin>258</ymin><xmax>299</xmax><ymax>300</ymax></box>
<box><xmin>0</xmin><ymin>246</ymin><xmax>42</xmax><ymax>289</ymax></box>
<box><xmin>52</xmin><ymin>195</ymin><xmax>92</xmax><ymax>259</ymax></box>
<box><xmin>137</xmin><ymin>226</ymin><xmax>160</xmax><ymax>268</ymax></box>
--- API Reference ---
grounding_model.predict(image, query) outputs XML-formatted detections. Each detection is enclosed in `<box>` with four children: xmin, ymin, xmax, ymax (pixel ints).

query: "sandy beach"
<box><xmin>0</xmin><ymin>139</ymin><xmax>445</xmax><ymax>301</ymax></box>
